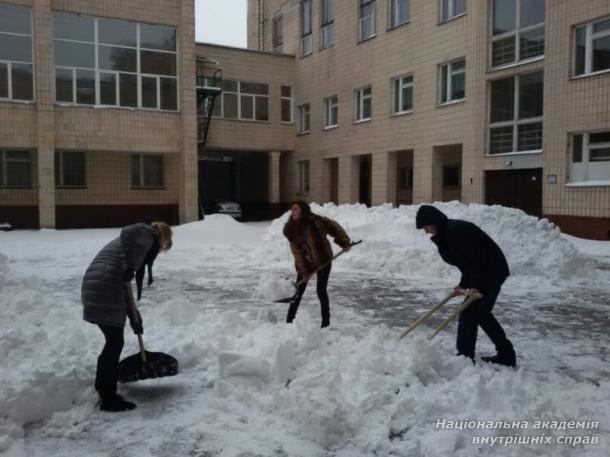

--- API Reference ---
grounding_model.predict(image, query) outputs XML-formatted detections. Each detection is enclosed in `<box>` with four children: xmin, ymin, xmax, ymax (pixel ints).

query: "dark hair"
<box><xmin>290</xmin><ymin>200</ymin><xmax>312</xmax><ymax>218</ymax></box>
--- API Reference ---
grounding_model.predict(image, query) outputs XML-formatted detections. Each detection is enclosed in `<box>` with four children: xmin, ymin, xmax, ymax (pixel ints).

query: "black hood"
<box><xmin>416</xmin><ymin>205</ymin><xmax>448</xmax><ymax>229</ymax></box>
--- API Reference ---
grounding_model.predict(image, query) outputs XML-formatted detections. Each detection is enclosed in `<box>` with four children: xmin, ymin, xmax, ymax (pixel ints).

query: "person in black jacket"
<box><xmin>82</xmin><ymin>222</ymin><xmax>173</xmax><ymax>411</ymax></box>
<box><xmin>416</xmin><ymin>205</ymin><xmax>516</xmax><ymax>367</ymax></box>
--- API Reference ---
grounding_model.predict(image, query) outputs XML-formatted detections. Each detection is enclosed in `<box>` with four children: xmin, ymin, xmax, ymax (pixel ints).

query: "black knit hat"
<box><xmin>415</xmin><ymin>205</ymin><xmax>448</xmax><ymax>229</ymax></box>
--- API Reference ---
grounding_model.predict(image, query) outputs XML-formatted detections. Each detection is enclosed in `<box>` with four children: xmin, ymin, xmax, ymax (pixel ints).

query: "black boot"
<box><xmin>481</xmin><ymin>350</ymin><xmax>516</xmax><ymax>367</ymax></box>
<box><xmin>100</xmin><ymin>394</ymin><xmax>136</xmax><ymax>412</ymax></box>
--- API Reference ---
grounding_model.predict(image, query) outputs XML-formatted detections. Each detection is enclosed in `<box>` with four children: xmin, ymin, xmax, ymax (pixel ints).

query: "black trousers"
<box><xmin>456</xmin><ymin>283</ymin><xmax>514</xmax><ymax>359</ymax></box>
<box><xmin>286</xmin><ymin>264</ymin><xmax>332</xmax><ymax>327</ymax></box>
<box><xmin>95</xmin><ymin>324</ymin><xmax>124</xmax><ymax>400</ymax></box>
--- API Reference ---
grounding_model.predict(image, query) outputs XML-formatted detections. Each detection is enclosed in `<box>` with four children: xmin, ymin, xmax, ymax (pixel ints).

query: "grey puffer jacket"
<box><xmin>82</xmin><ymin>223</ymin><xmax>159</xmax><ymax>327</ymax></box>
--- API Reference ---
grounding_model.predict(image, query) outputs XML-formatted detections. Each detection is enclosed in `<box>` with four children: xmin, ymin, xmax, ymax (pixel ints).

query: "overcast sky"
<box><xmin>195</xmin><ymin>0</ymin><xmax>248</xmax><ymax>48</ymax></box>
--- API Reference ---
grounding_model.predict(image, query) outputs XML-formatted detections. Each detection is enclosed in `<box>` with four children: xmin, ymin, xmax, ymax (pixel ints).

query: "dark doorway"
<box><xmin>198</xmin><ymin>157</ymin><xmax>235</xmax><ymax>218</ymax></box>
<box><xmin>359</xmin><ymin>155</ymin><xmax>372</xmax><ymax>206</ymax></box>
<box><xmin>485</xmin><ymin>168</ymin><xmax>542</xmax><ymax>218</ymax></box>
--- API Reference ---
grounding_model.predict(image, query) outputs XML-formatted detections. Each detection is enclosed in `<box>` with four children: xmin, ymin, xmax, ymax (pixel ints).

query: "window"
<box><xmin>392</xmin><ymin>74</ymin><xmax>413</xmax><ymax>114</ymax></box>
<box><xmin>324</xmin><ymin>96</ymin><xmax>338</xmax><ymax>128</ymax></box>
<box><xmin>0</xmin><ymin>3</ymin><xmax>33</xmax><ymax>101</ymax></box>
<box><xmin>272</xmin><ymin>15</ymin><xmax>283</xmax><ymax>52</ymax></box>
<box><xmin>491</xmin><ymin>0</ymin><xmax>545</xmax><ymax>68</ymax></box>
<box><xmin>440</xmin><ymin>0</ymin><xmax>466</xmax><ymax>22</ymax></box>
<box><xmin>301</xmin><ymin>0</ymin><xmax>313</xmax><ymax>56</ymax></box>
<box><xmin>489</xmin><ymin>71</ymin><xmax>543</xmax><ymax>155</ymax></box>
<box><xmin>389</xmin><ymin>0</ymin><xmax>409</xmax><ymax>28</ymax></box>
<box><xmin>299</xmin><ymin>103</ymin><xmax>310</xmax><ymax>133</ymax></box>
<box><xmin>355</xmin><ymin>86</ymin><xmax>372</xmax><ymax>121</ymax></box>
<box><xmin>281</xmin><ymin>86</ymin><xmax>293</xmax><ymax>123</ymax></box>
<box><xmin>55</xmin><ymin>151</ymin><xmax>86</xmax><ymax>187</ymax></box>
<box><xmin>359</xmin><ymin>0</ymin><xmax>376</xmax><ymax>41</ymax></box>
<box><xmin>53</xmin><ymin>12</ymin><xmax>178</xmax><ymax>110</ymax></box>
<box><xmin>570</xmin><ymin>132</ymin><xmax>610</xmax><ymax>183</ymax></box>
<box><xmin>443</xmin><ymin>165</ymin><xmax>460</xmax><ymax>186</ymax></box>
<box><xmin>214</xmin><ymin>79</ymin><xmax>269</xmax><ymax>121</ymax></box>
<box><xmin>0</xmin><ymin>149</ymin><xmax>32</xmax><ymax>187</ymax></box>
<box><xmin>439</xmin><ymin>59</ymin><xmax>465</xmax><ymax>104</ymax></box>
<box><xmin>131</xmin><ymin>154</ymin><xmax>163</xmax><ymax>188</ymax></box>
<box><xmin>298</xmin><ymin>160</ymin><xmax>310</xmax><ymax>193</ymax></box>
<box><xmin>574</xmin><ymin>17</ymin><xmax>610</xmax><ymax>76</ymax></box>
<box><xmin>398</xmin><ymin>167</ymin><xmax>413</xmax><ymax>189</ymax></box>
<box><xmin>321</xmin><ymin>0</ymin><xmax>335</xmax><ymax>49</ymax></box>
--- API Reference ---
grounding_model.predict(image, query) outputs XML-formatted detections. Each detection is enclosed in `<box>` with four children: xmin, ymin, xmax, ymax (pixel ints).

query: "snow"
<box><xmin>1</xmin><ymin>204</ymin><xmax>609</xmax><ymax>457</ymax></box>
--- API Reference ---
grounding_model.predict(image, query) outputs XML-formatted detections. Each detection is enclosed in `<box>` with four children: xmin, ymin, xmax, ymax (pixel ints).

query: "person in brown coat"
<box><xmin>283</xmin><ymin>201</ymin><xmax>352</xmax><ymax>328</ymax></box>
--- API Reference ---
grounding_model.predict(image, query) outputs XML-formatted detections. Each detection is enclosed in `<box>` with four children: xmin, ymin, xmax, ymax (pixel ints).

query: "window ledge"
<box><xmin>0</xmin><ymin>98</ymin><xmax>35</xmax><ymax>105</ymax></box>
<box><xmin>570</xmin><ymin>68</ymin><xmax>610</xmax><ymax>81</ymax></box>
<box><xmin>296</xmin><ymin>131</ymin><xmax>311</xmax><ymax>136</ymax></box>
<box><xmin>55</xmin><ymin>103</ymin><xmax>180</xmax><ymax>114</ymax></box>
<box><xmin>387</xmin><ymin>21</ymin><xmax>410</xmax><ymax>32</ymax></box>
<box><xmin>566</xmin><ymin>180</ymin><xmax>610</xmax><ymax>188</ymax></box>
<box><xmin>357</xmin><ymin>34</ymin><xmax>377</xmax><ymax>44</ymax></box>
<box><xmin>213</xmin><ymin>117</ymin><xmax>271</xmax><ymax>124</ymax></box>
<box><xmin>438</xmin><ymin>12</ymin><xmax>467</xmax><ymax>26</ymax></box>
<box><xmin>353</xmin><ymin>118</ymin><xmax>372</xmax><ymax>125</ymax></box>
<box><xmin>319</xmin><ymin>44</ymin><xmax>335</xmax><ymax>51</ymax></box>
<box><xmin>391</xmin><ymin>110</ymin><xmax>413</xmax><ymax>117</ymax></box>
<box><xmin>300</xmin><ymin>51</ymin><xmax>313</xmax><ymax>59</ymax></box>
<box><xmin>56</xmin><ymin>186</ymin><xmax>87</xmax><ymax>190</ymax></box>
<box><xmin>489</xmin><ymin>55</ymin><xmax>545</xmax><ymax>73</ymax></box>
<box><xmin>0</xmin><ymin>186</ymin><xmax>33</xmax><ymax>190</ymax></box>
<box><xmin>131</xmin><ymin>187</ymin><xmax>165</xmax><ymax>190</ymax></box>
<box><xmin>485</xmin><ymin>150</ymin><xmax>542</xmax><ymax>157</ymax></box>
<box><xmin>437</xmin><ymin>99</ymin><xmax>465</xmax><ymax>108</ymax></box>
<box><xmin>323</xmin><ymin>125</ymin><xmax>338</xmax><ymax>131</ymax></box>
<box><xmin>281</xmin><ymin>121</ymin><xmax>294</xmax><ymax>125</ymax></box>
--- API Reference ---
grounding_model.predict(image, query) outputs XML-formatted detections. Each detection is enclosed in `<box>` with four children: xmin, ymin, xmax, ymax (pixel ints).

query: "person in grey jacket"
<box><xmin>82</xmin><ymin>222</ymin><xmax>172</xmax><ymax>412</ymax></box>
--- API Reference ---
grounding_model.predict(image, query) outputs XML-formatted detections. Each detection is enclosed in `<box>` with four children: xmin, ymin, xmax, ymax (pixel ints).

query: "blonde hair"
<box><xmin>151</xmin><ymin>221</ymin><xmax>173</xmax><ymax>252</ymax></box>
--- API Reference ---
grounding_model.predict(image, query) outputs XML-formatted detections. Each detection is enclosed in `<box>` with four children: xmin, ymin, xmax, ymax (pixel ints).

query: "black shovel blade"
<box><xmin>274</xmin><ymin>293</ymin><xmax>298</xmax><ymax>304</ymax></box>
<box><xmin>118</xmin><ymin>350</ymin><xmax>179</xmax><ymax>383</ymax></box>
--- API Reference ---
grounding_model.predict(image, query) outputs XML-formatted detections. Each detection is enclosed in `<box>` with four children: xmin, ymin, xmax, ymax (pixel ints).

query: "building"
<box><xmin>1</xmin><ymin>0</ymin><xmax>610</xmax><ymax>240</ymax></box>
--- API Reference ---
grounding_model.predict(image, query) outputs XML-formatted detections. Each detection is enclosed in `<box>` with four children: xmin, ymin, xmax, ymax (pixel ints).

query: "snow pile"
<box><xmin>174</xmin><ymin>214</ymin><xmax>264</xmax><ymax>247</ymax></box>
<box><xmin>252</xmin><ymin>202</ymin><xmax>585</xmax><ymax>284</ymax></box>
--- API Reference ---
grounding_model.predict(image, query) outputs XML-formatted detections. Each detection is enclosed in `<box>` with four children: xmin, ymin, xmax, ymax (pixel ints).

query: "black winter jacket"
<box><xmin>416</xmin><ymin>205</ymin><xmax>509</xmax><ymax>291</ymax></box>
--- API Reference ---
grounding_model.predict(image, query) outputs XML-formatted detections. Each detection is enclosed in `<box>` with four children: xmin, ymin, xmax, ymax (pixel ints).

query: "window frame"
<box><xmin>388</xmin><ymin>0</ymin><xmax>409</xmax><ymax>29</ymax></box>
<box><xmin>488</xmin><ymin>71</ymin><xmax>544</xmax><ymax>156</ymax></box>
<box><xmin>359</xmin><ymin>0</ymin><xmax>377</xmax><ymax>42</ymax></box>
<box><xmin>439</xmin><ymin>59</ymin><xmax>465</xmax><ymax>105</ymax></box>
<box><xmin>55</xmin><ymin>150</ymin><xmax>87</xmax><ymax>188</ymax></box>
<box><xmin>301</xmin><ymin>0</ymin><xmax>313</xmax><ymax>56</ymax></box>
<box><xmin>52</xmin><ymin>14</ymin><xmax>179</xmax><ymax>112</ymax></box>
<box><xmin>573</xmin><ymin>16</ymin><xmax>610</xmax><ymax>77</ymax></box>
<box><xmin>391</xmin><ymin>73</ymin><xmax>413</xmax><ymax>115</ymax></box>
<box><xmin>0</xmin><ymin>3</ymin><xmax>35</xmax><ymax>103</ymax></box>
<box><xmin>569</xmin><ymin>132</ymin><xmax>610</xmax><ymax>184</ymax></box>
<box><xmin>281</xmin><ymin>85</ymin><xmax>293</xmax><ymax>123</ymax></box>
<box><xmin>354</xmin><ymin>85</ymin><xmax>372</xmax><ymax>122</ymax></box>
<box><xmin>490</xmin><ymin>0</ymin><xmax>545</xmax><ymax>69</ymax></box>
<box><xmin>272</xmin><ymin>14</ymin><xmax>283</xmax><ymax>52</ymax></box>
<box><xmin>298</xmin><ymin>160</ymin><xmax>310</xmax><ymax>194</ymax></box>
<box><xmin>0</xmin><ymin>149</ymin><xmax>33</xmax><ymax>188</ymax></box>
<box><xmin>212</xmin><ymin>79</ymin><xmax>270</xmax><ymax>122</ymax></box>
<box><xmin>298</xmin><ymin>103</ymin><xmax>311</xmax><ymax>134</ymax></box>
<box><xmin>320</xmin><ymin>0</ymin><xmax>335</xmax><ymax>49</ymax></box>
<box><xmin>323</xmin><ymin>95</ymin><xmax>338</xmax><ymax>129</ymax></box>
<box><xmin>131</xmin><ymin>153</ymin><xmax>164</xmax><ymax>189</ymax></box>
<box><xmin>440</xmin><ymin>0</ymin><xmax>467</xmax><ymax>23</ymax></box>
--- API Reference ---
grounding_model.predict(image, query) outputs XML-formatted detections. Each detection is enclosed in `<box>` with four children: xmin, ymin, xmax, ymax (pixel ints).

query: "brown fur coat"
<box><xmin>283</xmin><ymin>214</ymin><xmax>351</xmax><ymax>275</ymax></box>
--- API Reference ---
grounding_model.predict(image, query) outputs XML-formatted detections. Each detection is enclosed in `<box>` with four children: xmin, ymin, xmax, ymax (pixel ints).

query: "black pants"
<box><xmin>286</xmin><ymin>264</ymin><xmax>332</xmax><ymax>327</ymax></box>
<box><xmin>95</xmin><ymin>324</ymin><xmax>124</xmax><ymax>400</ymax></box>
<box><xmin>456</xmin><ymin>283</ymin><xmax>514</xmax><ymax>359</ymax></box>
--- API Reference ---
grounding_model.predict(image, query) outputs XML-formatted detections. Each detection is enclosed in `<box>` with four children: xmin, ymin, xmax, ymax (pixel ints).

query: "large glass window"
<box><xmin>324</xmin><ymin>95</ymin><xmax>338</xmax><ymax>128</ymax></box>
<box><xmin>440</xmin><ymin>0</ymin><xmax>466</xmax><ymax>23</ymax></box>
<box><xmin>301</xmin><ymin>0</ymin><xmax>313</xmax><ymax>56</ymax></box>
<box><xmin>0</xmin><ymin>149</ymin><xmax>32</xmax><ymax>187</ymax></box>
<box><xmin>281</xmin><ymin>85</ymin><xmax>293</xmax><ymax>123</ymax></box>
<box><xmin>213</xmin><ymin>79</ymin><xmax>269</xmax><ymax>121</ymax></box>
<box><xmin>272</xmin><ymin>15</ymin><xmax>283</xmax><ymax>52</ymax></box>
<box><xmin>131</xmin><ymin>154</ymin><xmax>163</xmax><ymax>188</ymax></box>
<box><xmin>299</xmin><ymin>103</ymin><xmax>310</xmax><ymax>133</ymax></box>
<box><xmin>0</xmin><ymin>3</ymin><xmax>33</xmax><ymax>101</ymax></box>
<box><xmin>298</xmin><ymin>160</ymin><xmax>310</xmax><ymax>193</ymax></box>
<box><xmin>359</xmin><ymin>0</ymin><xmax>376</xmax><ymax>41</ymax></box>
<box><xmin>53</xmin><ymin>12</ymin><xmax>178</xmax><ymax>110</ymax></box>
<box><xmin>574</xmin><ymin>17</ymin><xmax>610</xmax><ymax>76</ymax></box>
<box><xmin>389</xmin><ymin>0</ymin><xmax>409</xmax><ymax>28</ymax></box>
<box><xmin>570</xmin><ymin>132</ymin><xmax>610</xmax><ymax>183</ymax></box>
<box><xmin>392</xmin><ymin>74</ymin><xmax>413</xmax><ymax>114</ymax></box>
<box><xmin>491</xmin><ymin>0</ymin><xmax>545</xmax><ymax>68</ymax></box>
<box><xmin>489</xmin><ymin>71</ymin><xmax>543</xmax><ymax>154</ymax></box>
<box><xmin>55</xmin><ymin>151</ymin><xmax>86</xmax><ymax>187</ymax></box>
<box><xmin>355</xmin><ymin>86</ymin><xmax>372</xmax><ymax>121</ymax></box>
<box><xmin>439</xmin><ymin>59</ymin><xmax>465</xmax><ymax>104</ymax></box>
<box><xmin>321</xmin><ymin>0</ymin><xmax>335</xmax><ymax>49</ymax></box>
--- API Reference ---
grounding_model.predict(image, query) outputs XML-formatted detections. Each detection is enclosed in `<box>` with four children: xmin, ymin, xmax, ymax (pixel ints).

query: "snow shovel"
<box><xmin>117</xmin><ymin>282</ymin><xmax>179</xmax><ymax>383</ymax></box>
<box><xmin>274</xmin><ymin>240</ymin><xmax>362</xmax><ymax>304</ymax></box>
<box><xmin>399</xmin><ymin>289</ymin><xmax>483</xmax><ymax>340</ymax></box>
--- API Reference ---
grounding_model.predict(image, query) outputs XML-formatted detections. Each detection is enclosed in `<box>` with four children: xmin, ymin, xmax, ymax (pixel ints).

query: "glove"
<box><xmin>123</xmin><ymin>269</ymin><xmax>135</xmax><ymax>282</ymax></box>
<box><xmin>129</xmin><ymin>310</ymin><xmax>143</xmax><ymax>335</ymax></box>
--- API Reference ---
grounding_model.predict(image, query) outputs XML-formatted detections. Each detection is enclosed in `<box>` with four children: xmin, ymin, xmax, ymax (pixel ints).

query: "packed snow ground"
<box><xmin>1</xmin><ymin>202</ymin><xmax>609</xmax><ymax>457</ymax></box>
